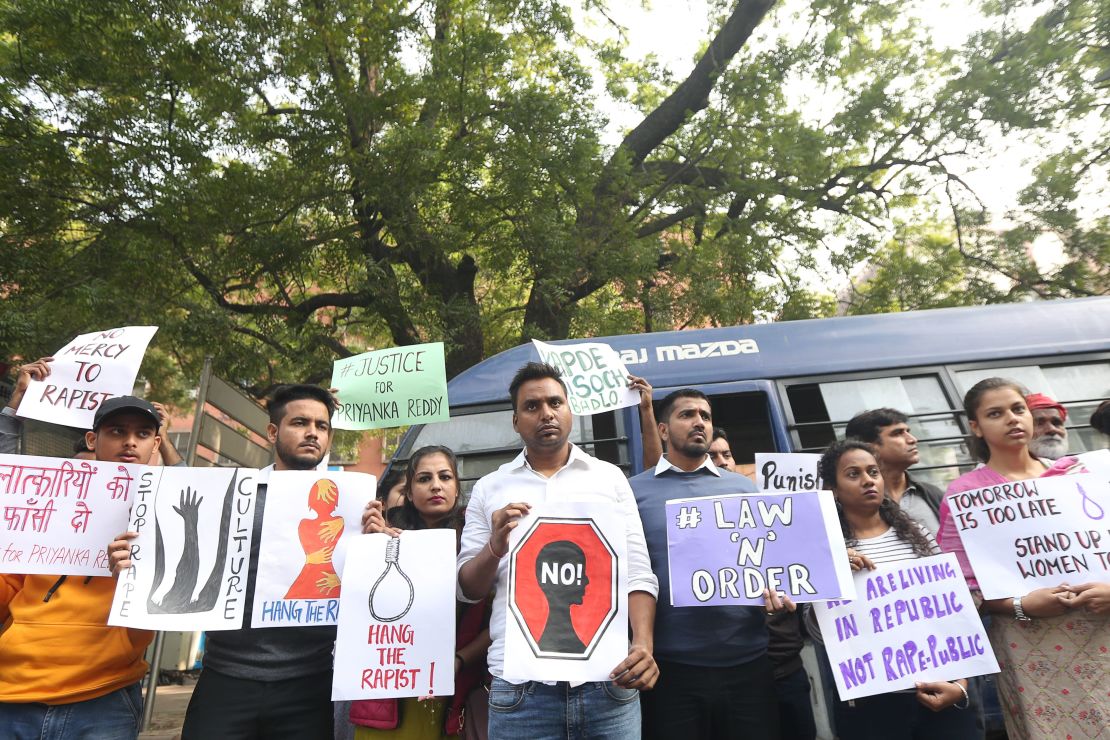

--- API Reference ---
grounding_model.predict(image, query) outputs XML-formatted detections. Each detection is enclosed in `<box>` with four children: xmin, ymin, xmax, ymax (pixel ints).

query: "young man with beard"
<box><xmin>630</xmin><ymin>389</ymin><xmax>790</xmax><ymax>740</ymax></box>
<box><xmin>844</xmin><ymin>408</ymin><xmax>943</xmax><ymax>536</ymax></box>
<box><xmin>113</xmin><ymin>384</ymin><xmax>339</xmax><ymax>740</ymax></box>
<box><xmin>1</xmin><ymin>357</ymin><xmax>182</xmax><ymax>739</ymax></box>
<box><xmin>454</xmin><ymin>362</ymin><xmax>659</xmax><ymax>740</ymax></box>
<box><xmin>1026</xmin><ymin>392</ymin><xmax>1070</xmax><ymax>460</ymax></box>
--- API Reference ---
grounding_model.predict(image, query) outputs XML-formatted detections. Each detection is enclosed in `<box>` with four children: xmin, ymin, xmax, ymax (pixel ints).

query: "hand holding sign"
<box><xmin>16</xmin><ymin>327</ymin><xmax>158</xmax><ymax>429</ymax></box>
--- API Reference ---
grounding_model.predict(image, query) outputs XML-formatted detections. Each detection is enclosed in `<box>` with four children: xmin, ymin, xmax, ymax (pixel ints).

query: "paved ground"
<box><xmin>139</xmin><ymin>681</ymin><xmax>195</xmax><ymax>740</ymax></box>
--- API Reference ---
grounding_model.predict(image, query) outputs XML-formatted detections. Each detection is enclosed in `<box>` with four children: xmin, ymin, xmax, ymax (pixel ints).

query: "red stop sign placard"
<box><xmin>508</xmin><ymin>517</ymin><xmax>618</xmax><ymax>659</ymax></box>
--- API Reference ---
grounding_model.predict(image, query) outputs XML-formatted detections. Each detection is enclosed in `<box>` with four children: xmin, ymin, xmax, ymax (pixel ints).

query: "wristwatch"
<box><xmin>1013</xmin><ymin>596</ymin><xmax>1032</xmax><ymax>621</ymax></box>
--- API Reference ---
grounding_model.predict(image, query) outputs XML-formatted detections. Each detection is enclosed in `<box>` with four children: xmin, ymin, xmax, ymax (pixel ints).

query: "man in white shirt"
<box><xmin>457</xmin><ymin>362</ymin><xmax>659</xmax><ymax>740</ymax></box>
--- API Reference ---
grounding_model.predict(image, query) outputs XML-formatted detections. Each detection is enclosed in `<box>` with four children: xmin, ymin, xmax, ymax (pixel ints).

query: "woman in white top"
<box><xmin>817</xmin><ymin>439</ymin><xmax>979</xmax><ymax>740</ymax></box>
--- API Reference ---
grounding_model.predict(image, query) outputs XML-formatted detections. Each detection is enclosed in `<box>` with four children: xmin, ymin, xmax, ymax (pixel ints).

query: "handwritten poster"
<box><xmin>665</xmin><ymin>491</ymin><xmax>854</xmax><ymax>606</ymax></box>
<box><xmin>0</xmin><ymin>453</ymin><xmax>141</xmax><ymax>576</ymax></box>
<box><xmin>330</xmin><ymin>343</ymin><xmax>449</xmax><ymax>430</ymax></box>
<box><xmin>532</xmin><ymin>340</ymin><xmax>639</xmax><ymax>416</ymax></box>
<box><xmin>813</xmin><ymin>553</ymin><xmax>999</xmax><ymax>700</ymax></box>
<box><xmin>332</xmin><ymin>531</ymin><xmax>457</xmax><ymax>700</ymax></box>
<box><xmin>251</xmin><ymin>470</ymin><xmax>375</xmax><ymax>627</ymax></box>
<box><xmin>503</xmin><ymin>502</ymin><xmax>628</xmax><ymax>683</ymax></box>
<box><xmin>946</xmin><ymin>473</ymin><xmax>1110</xmax><ymax>600</ymax></box>
<box><xmin>17</xmin><ymin>326</ymin><xmax>159</xmax><ymax>429</ymax></box>
<box><xmin>753</xmin><ymin>452</ymin><xmax>822</xmax><ymax>491</ymax></box>
<box><xmin>109</xmin><ymin>466</ymin><xmax>259</xmax><ymax>631</ymax></box>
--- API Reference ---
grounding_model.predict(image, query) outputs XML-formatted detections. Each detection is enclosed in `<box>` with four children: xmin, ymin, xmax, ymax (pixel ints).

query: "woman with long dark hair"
<box><xmin>936</xmin><ymin>378</ymin><xmax>1108</xmax><ymax>740</ymax></box>
<box><xmin>354</xmin><ymin>446</ymin><xmax>491</xmax><ymax>739</ymax></box>
<box><xmin>813</xmin><ymin>440</ymin><xmax>978</xmax><ymax>740</ymax></box>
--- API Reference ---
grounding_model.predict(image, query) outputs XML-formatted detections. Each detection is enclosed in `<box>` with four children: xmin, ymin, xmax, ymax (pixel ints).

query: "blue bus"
<box><xmin>396</xmin><ymin>296</ymin><xmax>1110</xmax><ymax>491</ymax></box>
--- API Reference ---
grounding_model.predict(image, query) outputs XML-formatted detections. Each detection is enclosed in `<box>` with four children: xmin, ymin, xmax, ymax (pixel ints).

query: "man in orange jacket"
<box><xmin>1</xmin><ymin>357</ymin><xmax>181</xmax><ymax>739</ymax></box>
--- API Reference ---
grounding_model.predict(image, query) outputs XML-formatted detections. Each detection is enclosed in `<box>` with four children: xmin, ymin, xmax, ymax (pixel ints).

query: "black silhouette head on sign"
<box><xmin>535</xmin><ymin>540</ymin><xmax>589</xmax><ymax>654</ymax></box>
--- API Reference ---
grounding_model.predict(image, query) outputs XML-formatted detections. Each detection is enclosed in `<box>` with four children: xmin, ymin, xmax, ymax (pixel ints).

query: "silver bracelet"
<box><xmin>949</xmin><ymin>681</ymin><xmax>969</xmax><ymax>710</ymax></box>
<box><xmin>1013</xmin><ymin>596</ymin><xmax>1032</xmax><ymax>621</ymax></box>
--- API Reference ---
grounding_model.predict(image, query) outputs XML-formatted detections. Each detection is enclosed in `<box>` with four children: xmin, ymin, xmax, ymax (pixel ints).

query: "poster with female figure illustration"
<box><xmin>251</xmin><ymin>470</ymin><xmax>375</xmax><ymax>628</ymax></box>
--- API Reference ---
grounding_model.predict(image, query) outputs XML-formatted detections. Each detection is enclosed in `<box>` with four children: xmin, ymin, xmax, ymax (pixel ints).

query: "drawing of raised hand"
<box><xmin>173</xmin><ymin>488</ymin><xmax>203</xmax><ymax>529</ymax></box>
<box><xmin>316</xmin><ymin>571</ymin><xmax>341</xmax><ymax>596</ymax></box>
<box><xmin>306</xmin><ymin>545</ymin><xmax>334</xmax><ymax>565</ymax></box>
<box><xmin>318</xmin><ymin>517</ymin><xmax>344</xmax><ymax>544</ymax></box>
<box><xmin>314</xmin><ymin>479</ymin><xmax>338</xmax><ymax>506</ymax></box>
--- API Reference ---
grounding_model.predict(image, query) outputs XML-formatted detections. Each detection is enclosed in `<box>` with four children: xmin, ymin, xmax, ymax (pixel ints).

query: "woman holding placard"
<box><xmin>354</xmin><ymin>445</ymin><xmax>492</xmax><ymax>740</ymax></box>
<box><xmin>936</xmin><ymin>377</ymin><xmax>1109</xmax><ymax>740</ymax></box>
<box><xmin>813</xmin><ymin>439</ymin><xmax>979</xmax><ymax>739</ymax></box>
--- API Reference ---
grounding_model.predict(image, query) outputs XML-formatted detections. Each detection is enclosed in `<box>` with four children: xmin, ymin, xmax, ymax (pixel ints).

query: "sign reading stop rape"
<box><xmin>17</xmin><ymin>326</ymin><xmax>159</xmax><ymax>429</ymax></box>
<box><xmin>813</xmin><ymin>553</ymin><xmax>998</xmax><ymax>700</ymax></box>
<box><xmin>503</xmin><ymin>502</ymin><xmax>627</xmax><ymax>682</ymax></box>
<box><xmin>532</xmin><ymin>340</ymin><xmax>639</xmax><ymax>416</ymax></box>
<box><xmin>946</xmin><ymin>472</ymin><xmax>1110</xmax><ymax>600</ymax></box>
<box><xmin>666</xmin><ymin>491</ymin><xmax>855</xmax><ymax>606</ymax></box>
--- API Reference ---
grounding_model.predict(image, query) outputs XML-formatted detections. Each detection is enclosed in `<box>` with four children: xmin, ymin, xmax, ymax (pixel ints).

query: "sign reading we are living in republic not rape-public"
<box><xmin>666</xmin><ymin>491</ymin><xmax>855</xmax><ymax>606</ymax></box>
<box><xmin>330</xmin><ymin>342</ymin><xmax>449</xmax><ymax>430</ymax></box>
<box><xmin>532</xmin><ymin>340</ymin><xmax>639</xmax><ymax>416</ymax></box>
<box><xmin>16</xmin><ymin>326</ymin><xmax>159</xmax><ymax>429</ymax></box>
<box><xmin>0</xmin><ymin>453</ymin><xmax>139</xmax><ymax>576</ymax></box>
<box><xmin>813</xmin><ymin>553</ymin><xmax>999</xmax><ymax>701</ymax></box>
<box><xmin>947</xmin><ymin>472</ymin><xmax>1110</xmax><ymax>600</ymax></box>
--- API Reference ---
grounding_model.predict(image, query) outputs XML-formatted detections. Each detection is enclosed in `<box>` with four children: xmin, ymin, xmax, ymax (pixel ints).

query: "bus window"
<box><xmin>783</xmin><ymin>374</ymin><xmax>968</xmax><ymax>489</ymax></box>
<box><xmin>954</xmin><ymin>361</ymin><xmax>1110</xmax><ymax>454</ymax></box>
<box><xmin>703</xmin><ymin>391</ymin><xmax>775</xmax><ymax>466</ymax></box>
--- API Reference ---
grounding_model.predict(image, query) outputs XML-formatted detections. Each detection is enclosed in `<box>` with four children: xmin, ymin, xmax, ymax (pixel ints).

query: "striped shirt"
<box><xmin>850</xmin><ymin>525</ymin><xmax>939</xmax><ymax>565</ymax></box>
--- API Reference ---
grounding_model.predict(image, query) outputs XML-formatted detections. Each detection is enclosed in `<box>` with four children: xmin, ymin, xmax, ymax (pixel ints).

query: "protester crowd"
<box><xmin>1</xmin><ymin>355</ymin><xmax>1108</xmax><ymax>740</ymax></box>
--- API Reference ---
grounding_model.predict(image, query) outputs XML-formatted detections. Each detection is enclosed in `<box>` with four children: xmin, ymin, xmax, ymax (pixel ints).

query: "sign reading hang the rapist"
<box><xmin>17</xmin><ymin>326</ymin><xmax>159</xmax><ymax>429</ymax></box>
<box><xmin>0</xmin><ymin>453</ymin><xmax>140</xmax><ymax>576</ymax></box>
<box><xmin>753</xmin><ymin>452</ymin><xmax>823</xmax><ymax>492</ymax></box>
<box><xmin>503</xmin><ymin>502</ymin><xmax>628</xmax><ymax>683</ymax></box>
<box><xmin>946</xmin><ymin>473</ymin><xmax>1110</xmax><ymax>600</ymax></box>
<box><xmin>251</xmin><ymin>471</ymin><xmax>375</xmax><ymax>628</ymax></box>
<box><xmin>532</xmin><ymin>340</ymin><xmax>639</xmax><ymax>416</ymax></box>
<box><xmin>330</xmin><ymin>342</ymin><xmax>449</xmax><ymax>430</ymax></box>
<box><xmin>332</xmin><ymin>531</ymin><xmax>457</xmax><ymax>700</ymax></box>
<box><xmin>109</xmin><ymin>466</ymin><xmax>260</xmax><ymax>631</ymax></box>
<box><xmin>813</xmin><ymin>553</ymin><xmax>999</xmax><ymax>701</ymax></box>
<box><xmin>666</xmin><ymin>491</ymin><xmax>855</xmax><ymax>606</ymax></box>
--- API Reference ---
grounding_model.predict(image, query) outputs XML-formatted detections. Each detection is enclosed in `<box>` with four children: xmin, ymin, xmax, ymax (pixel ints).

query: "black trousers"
<box><xmin>834</xmin><ymin>690</ymin><xmax>980</xmax><ymax>740</ymax></box>
<box><xmin>181</xmin><ymin>667</ymin><xmax>333</xmax><ymax>740</ymax></box>
<box><xmin>641</xmin><ymin>655</ymin><xmax>780</xmax><ymax>740</ymax></box>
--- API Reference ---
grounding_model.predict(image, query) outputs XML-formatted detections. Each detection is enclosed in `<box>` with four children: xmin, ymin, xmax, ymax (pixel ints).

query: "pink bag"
<box><xmin>349</xmin><ymin>698</ymin><xmax>399</xmax><ymax>730</ymax></box>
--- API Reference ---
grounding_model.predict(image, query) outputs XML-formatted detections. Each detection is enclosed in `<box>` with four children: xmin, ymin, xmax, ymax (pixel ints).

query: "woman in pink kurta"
<box><xmin>936</xmin><ymin>379</ymin><xmax>1108</xmax><ymax>740</ymax></box>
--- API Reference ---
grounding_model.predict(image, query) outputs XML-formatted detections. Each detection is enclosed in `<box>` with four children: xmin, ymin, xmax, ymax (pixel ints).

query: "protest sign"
<box><xmin>753</xmin><ymin>452</ymin><xmax>822</xmax><ymax>491</ymax></box>
<box><xmin>330</xmin><ymin>343</ymin><xmax>449</xmax><ymax>430</ymax></box>
<box><xmin>251</xmin><ymin>470</ymin><xmax>375</xmax><ymax>627</ymax></box>
<box><xmin>109</xmin><ymin>466</ymin><xmax>259</xmax><ymax>631</ymax></box>
<box><xmin>666</xmin><ymin>490</ymin><xmax>854</xmax><ymax>606</ymax></box>
<box><xmin>503</xmin><ymin>502</ymin><xmax>628</xmax><ymax>683</ymax></box>
<box><xmin>813</xmin><ymin>553</ymin><xmax>999</xmax><ymax>700</ymax></box>
<box><xmin>17</xmin><ymin>326</ymin><xmax>159</xmax><ymax>429</ymax></box>
<box><xmin>946</xmin><ymin>473</ymin><xmax>1110</xmax><ymax>600</ymax></box>
<box><xmin>0</xmin><ymin>453</ymin><xmax>142</xmax><ymax>576</ymax></box>
<box><xmin>332</xmin><ymin>531</ymin><xmax>457</xmax><ymax>700</ymax></box>
<box><xmin>532</xmin><ymin>340</ymin><xmax>639</xmax><ymax>415</ymax></box>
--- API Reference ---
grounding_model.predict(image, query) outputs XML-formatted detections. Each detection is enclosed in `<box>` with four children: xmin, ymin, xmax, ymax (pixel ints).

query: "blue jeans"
<box><xmin>487</xmin><ymin>677</ymin><xmax>640</xmax><ymax>740</ymax></box>
<box><xmin>0</xmin><ymin>682</ymin><xmax>143</xmax><ymax>740</ymax></box>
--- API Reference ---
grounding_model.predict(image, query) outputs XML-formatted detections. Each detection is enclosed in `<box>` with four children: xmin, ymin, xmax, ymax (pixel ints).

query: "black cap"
<box><xmin>92</xmin><ymin>396</ymin><xmax>161</xmax><ymax>431</ymax></box>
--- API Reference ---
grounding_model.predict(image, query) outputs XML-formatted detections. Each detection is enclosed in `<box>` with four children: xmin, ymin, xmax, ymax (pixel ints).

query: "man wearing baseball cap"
<box><xmin>0</xmin><ymin>357</ymin><xmax>182</xmax><ymax>739</ymax></box>
<box><xmin>1026</xmin><ymin>392</ymin><xmax>1070</xmax><ymax>460</ymax></box>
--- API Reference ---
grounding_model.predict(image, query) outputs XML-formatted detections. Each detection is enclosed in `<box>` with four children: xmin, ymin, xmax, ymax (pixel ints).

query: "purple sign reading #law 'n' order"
<box><xmin>665</xmin><ymin>491</ymin><xmax>855</xmax><ymax>607</ymax></box>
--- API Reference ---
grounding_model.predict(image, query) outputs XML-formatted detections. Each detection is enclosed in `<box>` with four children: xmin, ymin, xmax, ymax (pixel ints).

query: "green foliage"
<box><xmin>0</xmin><ymin>0</ymin><xmax>1105</xmax><ymax>407</ymax></box>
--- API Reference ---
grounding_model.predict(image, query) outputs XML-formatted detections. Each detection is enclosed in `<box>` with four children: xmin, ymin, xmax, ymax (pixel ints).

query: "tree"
<box><xmin>1</xmin><ymin>0</ymin><xmax>1105</xmax><ymax>397</ymax></box>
